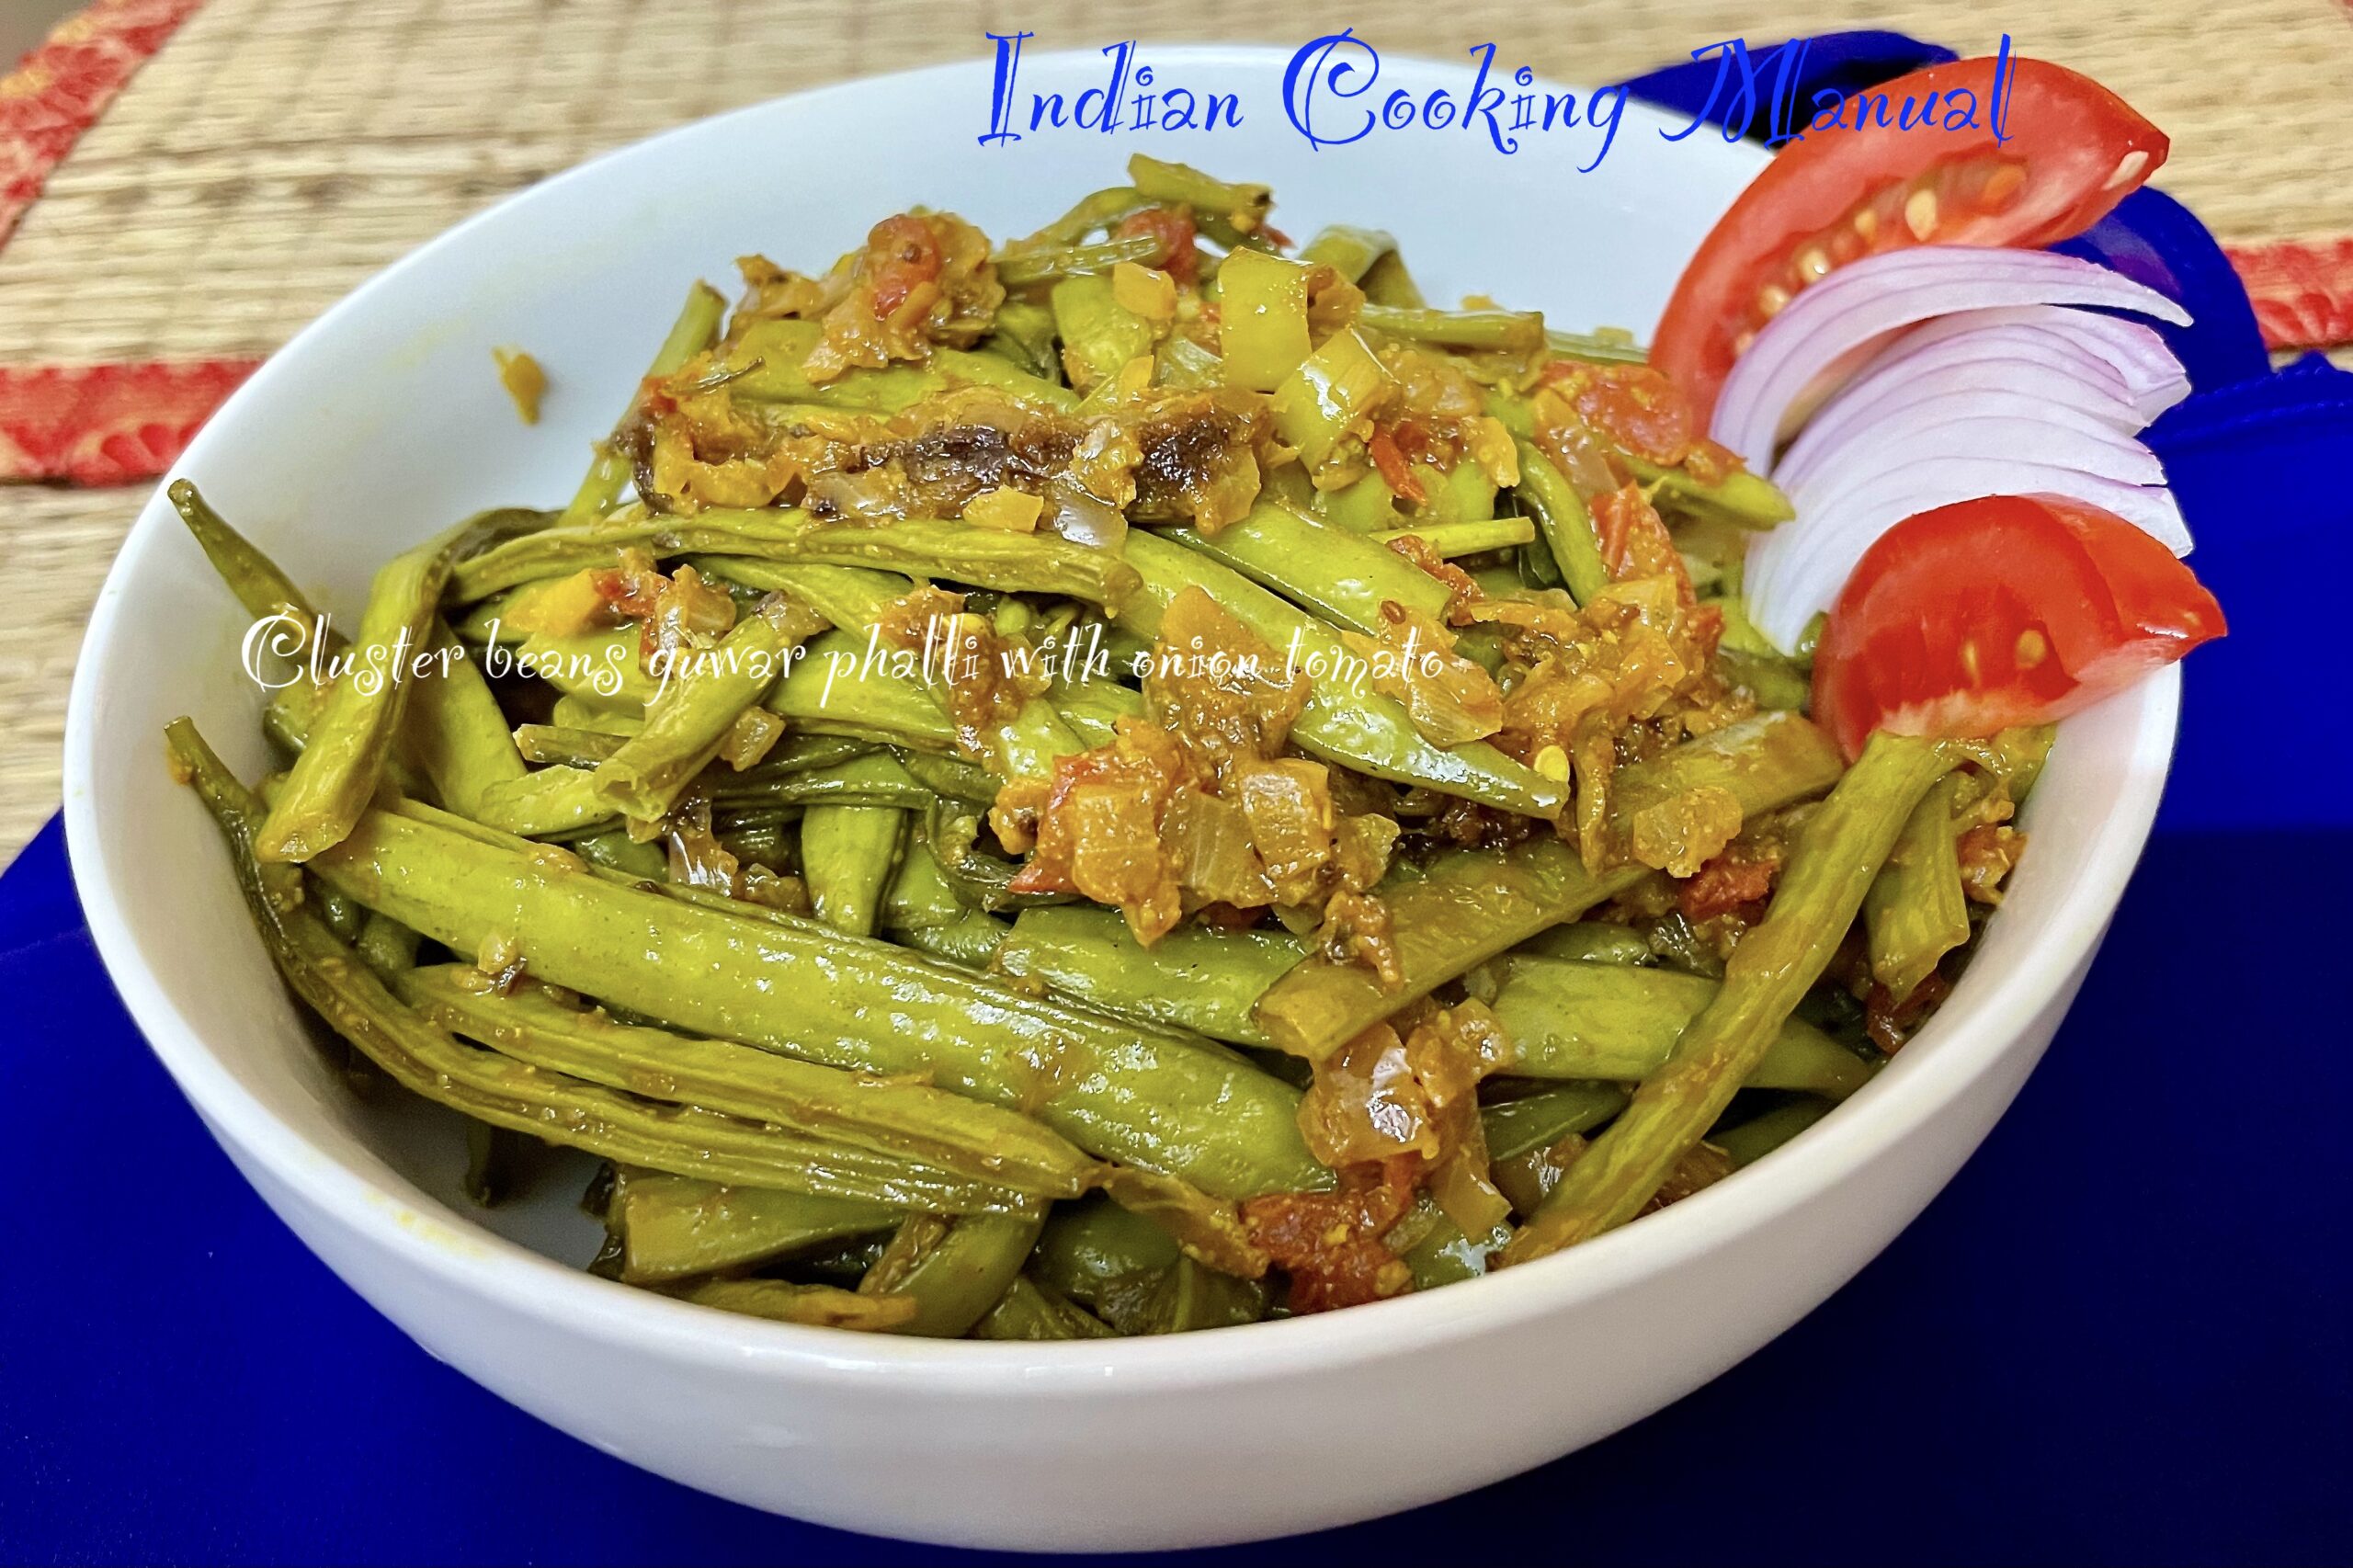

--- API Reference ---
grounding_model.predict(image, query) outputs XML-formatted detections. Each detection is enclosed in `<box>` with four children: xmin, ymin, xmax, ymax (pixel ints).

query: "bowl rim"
<box><xmin>63</xmin><ymin>44</ymin><xmax>2183</xmax><ymax>1392</ymax></box>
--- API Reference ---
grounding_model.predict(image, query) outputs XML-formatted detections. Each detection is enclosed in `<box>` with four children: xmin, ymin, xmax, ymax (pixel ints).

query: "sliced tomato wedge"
<box><xmin>1811</xmin><ymin>494</ymin><xmax>2223</xmax><ymax>759</ymax></box>
<box><xmin>1653</xmin><ymin>55</ymin><xmax>2169</xmax><ymax>426</ymax></box>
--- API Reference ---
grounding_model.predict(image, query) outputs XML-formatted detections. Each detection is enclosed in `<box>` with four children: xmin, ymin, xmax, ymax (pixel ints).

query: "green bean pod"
<box><xmin>881</xmin><ymin>839</ymin><xmax>967</xmax><ymax>932</ymax></box>
<box><xmin>1048</xmin><ymin>676</ymin><xmax>1145</xmax><ymax>748</ymax></box>
<box><xmin>893</xmin><ymin>912</ymin><xmax>1012</xmax><ymax>968</ymax></box>
<box><xmin>1399</xmin><ymin>1206</ymin><xmax>1510</xmax><ymax>1290</ymax></box>
<box><xmin>1481</xmin><ymin>1083</ymin><xmax>1630</xmax><ymax>1163</ymax></box>
<box><xmin>1253</xmin><ymin>711</ymin><xmax>1847</xmax><ymax>1059</ymax></box>
<box><xmin>1542</xmin><ymin>327</ymin><xmax>1646</xmax><ymax>365</ymax></box>
<box><xmin>1101</xmin><ymin>1252</ymin><xmax>1270</xmax><ymax>1327</ymax></box>
<box><xmin>1482</xmin><ymin>957</ymin><xmax>1875</xmax><ymax>1098</ymax></box>
<box><xmin>559</xmin><ymin>282</ymin><xmax>728</xmax><ymax>527</ymax></box>
<box><xmin>745</xmin><ymin>754</ymin><xmax>936</xmax><ymax>811</ymax></box>
<box><xmin>1711</xmin><ymin>1097</ymin><xmax>1837</xmax><ymax>1168</ymax></box>
<box><xmin>400</xmin><ymin>965</ymin><xmax>1100</xmax><ymax>1198</ymax></box>
<box><xmin>258</xmin><ymin>507</ymin><xmax>541</xmax><ymax>860</ymax></box>
<box><xmin>675</xmin><ymin>1277</ymin><xmax>917</xmax><ymax>1331</ymax></box>
<box><xmin>979</xmin><ymin>299</ymin><xmax>1063</xmax><ymax>381</ymax></box>
<box><xmin>700</xmin><ymin>558</ymin><xmax>1082</xmax><ymax>780</ymax></box>
<box><xmin>972</xmin><ymin>1276</ymin><xmax>1118</xmax><ymax>1340</ymax></box>
<box><xmin>1167</xmin><ymin>501</ymin><xmax>1452</xmax><ymax>635</ymax></box>
<box><xmin>1359</xmin><ymin>302</ymin><xmax>1546</xmax><ymax>354</ymax></box>
<box><xmin>514</xmin><ymin>725</ymin><xmax>627</xmax><ymax>767</ymax></box>
<box><xmin>509</xmin><ymin>627</ymin><xmax>657</xmax><ymax>710</ymax></box>
<box><xmin>1118</xmin><ymin>532</ymin><xmax>1563</xmax><ymax>817</ymax></box>
<box><xmin>169</xmin><ymin>721</ymin><xmax>1040</xmax><ymax>1213</ymax></box>
<box><xmin>353</xmin><ymin>911</ymin><xmax>421</xmax><ymax>978</ymax></box>
<box><xmin>474</xmin><ymin>765</ymin><xmax>610</xmax><ymax>838</ymax></box>
<box><xmin>801</xmin><ymin>804</ymin><xmax>907</xmax><ymax>937</ymax></box>
<box><xmin>1298</xmin><ymin>225</ymin><xmax>1421</xmax><ymax>305</ymax></box>
<box><xmin>302</xmin><ymin>802</ymin><xmax>1329</xmax><ymax>1199</ymax></box>
<box><xmin>1378</xmin><ymin>517</ymin><xmax>1537</xmax><ymax>557</ymax></box>
<box><xmin>403</xmin><ymin>623</ymin><xmax>529</xmax><ymax>816</ymax></box>
<box><xmin>1030</xmin><ymin>1196</ymin><xmax>1181</xmax><ymax>1310</ymax></box>
<box><xmin>608</xmin><ymin>1168</ymin><xmax>901</xmax><ymax>1284</ymax></box>
<box><xmin>1025</xmin><ymin>185</ymin><xmax>1152</xmax><ymax>246</ymax></box>
<box><xmin>571</xmin><ymin>828</ymin><xmax>669</xmax><ymax>880</ymax></box>
<box><xmin>1127</xmin><ymin>154</ymin><xmax>1272</xmax><ymax>236</ymax></box>
<box><xmin>767</xmin><ymin>631</ymin><xmax>958</xmax><ymax>751</ymax></box>
<box><xmin>858</xmin><ymin>1212</ymin><xmax>1044</xmax><ymax>1338</ymax></box>
<box><xmin>1626</xmin><ymin>455</ymin><xmax>1794</xmax><ymax>531</ymax></box>
<box><xmin>686</xmin><ymin>557</ymin><xmax>907</xmax><ymax>632</ymax></box>
<box><xmin>1051</xmin><ymin>274</ymin><xmax>1156</xmax><ymax>392</ymax></box>
<box><xmin>1511</xmin><ymin>443</ymin><xmax>1608</xmax><ymax>605</ymax></box>
<box><xmin>592</xmin><ymin>611</ymin><xmax>791</xmax><ymax>823</ymax></box>
<box><xmin>1511</xmin><ymin>921</ymin><xmax>1654</xmax><ymax>966</ymax></box>
<box><xmin>1503</xmin><ymin>733</ymin><xmax>1955</xmax><ymax>1260</ymax></box>
<box><xmin>996</xmin><ymin>231</ymin><xmax>1161</xmax><ymax>286</ymax></box>
<box><xmin>997</xmin><ymin>906</ymin><xmax>1303</xmax><ymax>1048</ymax></box>
<box><xmin>721</xmin><ymin>319</ymin><xmax>1079</xmax><ymax>414</ymax></box>
<box><xmin>168</xmin><ymin>480</ymin><xmax>340</xmax><ymax>655</ymax></box>
<box><xmin>1864</xmin><ymin>771</ymin><xmax>1972</xmax><ymax>1004</ymax></box>
<box><xmin>452</xmin><ymin>509</ymin><xmax>1140</xmax><ymax>611</ymax></box>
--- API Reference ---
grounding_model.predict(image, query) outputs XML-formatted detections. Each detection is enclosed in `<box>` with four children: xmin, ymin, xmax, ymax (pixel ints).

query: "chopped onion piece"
<box><xmin>1040</xmin><ymin>477</ymin><xmax>1129</xmax><ymax>551</ymax></box>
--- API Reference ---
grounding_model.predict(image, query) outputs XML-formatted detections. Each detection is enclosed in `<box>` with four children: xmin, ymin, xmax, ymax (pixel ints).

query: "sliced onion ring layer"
<box><xmin>1709</xmin><ymin>246</ymin><xmax>2189</xmax><ymax>471</ymax></box>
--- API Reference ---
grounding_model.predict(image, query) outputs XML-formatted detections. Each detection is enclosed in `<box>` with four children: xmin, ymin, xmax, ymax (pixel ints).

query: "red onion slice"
<box><xmin>1772</xmin><ymin>315</ymin><xmax>2162</xmax><ymax>469</ymax></box>
<box><xmin>1710</xmin><ymin>247</ymin><xmax>2190</xmax><ymax>467</ymax></box>
<box><xmin>1786</xmin><ymin>414</ymin><xmax>2165</xmax><ymax>514</ymax></box>
<box><xmin>1886</xmin><ymin>307</ymin><xmax>2186</xmax><ymax>403</ymax></box>
<box><xmin>1843</xmin><ymin>315</ymin><xmax>2143</xmax><ymax>395</ymax></box>
<box><xmin>1774</xmin><ymin>379</ymin><xmax>2151</xmax><ymax>493</ymax></box>
<box><xmin>2009</xmin><ymin>310</ymin><xmax>2188</xmax><ymax>402</ymax></box>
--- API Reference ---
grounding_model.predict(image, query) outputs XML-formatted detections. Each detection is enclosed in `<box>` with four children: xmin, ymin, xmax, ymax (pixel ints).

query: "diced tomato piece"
<box><xmin>1540</xmin><ymin>362</ymin><xmax>1702</xmax><ymax>469</ymax></box>
<box><xmin>1590</xmin><ymin>483</ymin><xmax>1696</xmax><ymax>606</ymax></box>
<box><xmin>1368</xmin><ymin>426</ymin><xmax>1427</xmax><ymax>505</ymax></box>
<box><xmin>1679</xmin><ymin>850</ymin><xmax>1779</xmax><ymax>923</ymax></box>
<box><xmin>867</xmin><ymin>214</ymin><xmax>943</xmax><ymax>320</ymax></box>
<box><xmin>1115</xmin><ymin>206</ymin><xmax>1200</xmax><ymax>286</ymax></box>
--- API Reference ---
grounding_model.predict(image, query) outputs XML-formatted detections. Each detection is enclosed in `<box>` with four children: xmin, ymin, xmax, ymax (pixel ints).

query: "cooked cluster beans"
<box><xmin>169</xmin><ymin>158</ymin><xmax>2040</xmax><ymax>1335</ymax></box>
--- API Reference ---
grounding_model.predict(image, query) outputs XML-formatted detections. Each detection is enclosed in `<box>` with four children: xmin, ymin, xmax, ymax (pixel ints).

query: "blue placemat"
<box><xmin>6</xmin><ymin>796</ymin><xmax>2349</xmax><ymax>1565</ymax></box>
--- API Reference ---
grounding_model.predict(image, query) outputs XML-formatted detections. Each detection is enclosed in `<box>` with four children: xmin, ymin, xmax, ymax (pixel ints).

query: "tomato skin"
<box><xmin>1653</xmin><ymin>56</ymin><xmax>2169</xmax><ymax>426</ymax></box>
<box><xmin>1811</xmin><ymin>494</ymin><xmax>2224</xmax><ymax>759</ymax></box>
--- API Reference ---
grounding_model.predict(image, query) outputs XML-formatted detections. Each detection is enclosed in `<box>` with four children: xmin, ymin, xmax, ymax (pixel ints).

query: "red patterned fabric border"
<box><xmin>1</xmin><ymin>0</ymin><xmax>205</xmax><ymax>246</ymax></box>
<box><xmin>0</xmin><ymin>359</ymin><xmax>260</xmax><ymax>484</ymax></box>
<box><xmin>2225</xmin><ymin>238</ymin><xmax>2353</xmax><ymax>353</ymax></box>
<box><xmin>0</xmin><ymin>0</ymin><xmax>228</xmax><ymax>484</ymax></box>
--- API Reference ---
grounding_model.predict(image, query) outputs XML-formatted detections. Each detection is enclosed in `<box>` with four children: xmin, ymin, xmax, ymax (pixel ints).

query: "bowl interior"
<box><xmin>63</xmin><ymin>46</ymin><xmax>2178</xmax><ymax>1365</ymax></box>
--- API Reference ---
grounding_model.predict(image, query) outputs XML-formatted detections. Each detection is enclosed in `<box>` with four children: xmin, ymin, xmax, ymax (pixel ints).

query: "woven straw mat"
<box><xmin>1</xmin><ymin>0</ymin><xmax>2347</xmax><ymax>858</ymax></box>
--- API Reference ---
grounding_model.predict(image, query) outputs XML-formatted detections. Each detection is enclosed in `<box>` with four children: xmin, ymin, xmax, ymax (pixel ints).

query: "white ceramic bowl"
<box><xmin>63</xmin><ymin>46</ymin><xmax>2180</xmax><ymax>1552</ymax></box>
